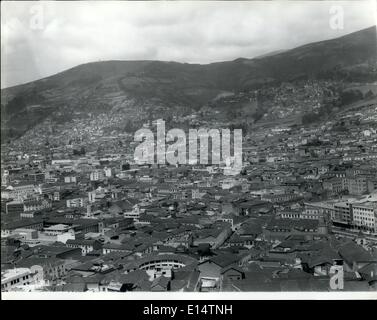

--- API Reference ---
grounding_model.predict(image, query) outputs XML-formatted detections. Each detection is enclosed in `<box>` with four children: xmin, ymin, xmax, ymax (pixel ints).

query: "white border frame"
<box><xmin>2</xmin><ymin>291</ymin><xmax>377</xmax><ymax>300</ymax></box>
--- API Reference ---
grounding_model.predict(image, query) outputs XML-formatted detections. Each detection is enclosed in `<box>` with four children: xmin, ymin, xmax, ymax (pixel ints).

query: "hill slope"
<box><xmin>1</xmin><ymin>26</ymin><xmax>376</xmax><ymax>140</ymax></box>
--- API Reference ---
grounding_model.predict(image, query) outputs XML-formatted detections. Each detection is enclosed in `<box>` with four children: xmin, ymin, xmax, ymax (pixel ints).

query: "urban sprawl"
<box><xmin>1</xmin><ymin>81</ymin><xmax>377</xmax><ymax>293</ymax></box>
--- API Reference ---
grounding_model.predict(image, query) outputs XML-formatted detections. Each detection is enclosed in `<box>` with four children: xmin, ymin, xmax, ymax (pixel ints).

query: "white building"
<box><xmin>66</xmin><ymin>197</ymin><xmax>86</xmax><ymax>208</ymax></box>
<box><xmin>64</xmin><ymin>176</ymin><xmax>77</xmax><ymax>183</ymax></box>
<box><xmin>352</xmin><ymin>202</ymin><xmax>377</xmax><ymax>233</ymax></box>
<box><xmin>1</xmin><ymin>184</ymin><xmax>36</xmax><ymax>200</ymax></box>
<box><xmin>104</xmin><ymin>167</ymin><xmax>112</xmax><ymax>177</ymax></box>
<box><xmin>90</xmin><ymin>170</ymin><xmax>105</xmax><ymax>181</ymax></box>
<box><xmin>1</xmin><ymin>268</ymin><xmax>37</xmax><ymax>291</ymax></box>
<box><xmin>124</xmin><ymin>205</ymin><xmax>141</xmax><ymax>220</ymax></box>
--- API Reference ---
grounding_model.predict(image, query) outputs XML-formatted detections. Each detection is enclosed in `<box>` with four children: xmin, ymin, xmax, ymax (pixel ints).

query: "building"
<box><xmin>43</xmin><ymin>224</ymin><xmax>74</xmax><ymax>236</ymax></box>
<box><xmin>197</xmin><ymin>254</ymin><xmax>240</xmax><ymax>291</ymax></box>
<box><xmin>123</xmin><ymin>253</ymin><xmax>197</xmax><ymax>280</ymax></box>
<box><xmin>1</xmin><ymin>268</ymin><xmax>37</xmax><ymax>291</ymax></box>
<box><xmin>322</xmin><ymin>177</ymin><xmax>346</xmax><ymax>194</ymax></box>
<box><xmin>28</xmin><ymin>172</ymin><xmax>45</xmax><ymax>184</ymax></box>
<box><xmin>261</xmin><ymin>193</ymin><xmax>302</xmax><ymax>204</ymax></box>
<box><xmin>280</xmin><ymin>211</ymin><xmax>301</xmax><ymax>219</ymax></box>
<box><xmin>124</xmin><ymin>205</ymin><xmax>141</xmax><ymax>220</ymax></box>
<box><xmin>66</xmin><ymin>193</ymin><xmax>88</xmax><ymax>208</ymax></box>
<box><xmin>193</xmin><ymin>225</ymin><xmax>232</xmax><ymax>249</ymax></box>
<box><xmin>66</xmin><ymin>239</ymin><xmax>102</xmax><ymax>255</ymax></box>
<box><xmin>301</xmin><ymin>203</ymin><xmax>326</xmax><ymax>220</ymax></box>
<box><xmin>2</xmin><ymin>183</ymin><xmax>36</xmax><ymax>200</ymax></box>
<box><xmin>64</xmin><ymin>176</ymin><xmax>77</xmax><ymax>183</ymax></box>
<box><xmin>23</xmin><ymin>199</ymin><xmax>52</xmax><ymax>212</ymax></box>
<box><xmin>90</xmin><ymin>170</ymin><xmax>105</xmax><ymax>181</ymax></box>
<box><xmin>352</xmin><ymin>202</ymin><xmax>377</xmax><ymax>233</ymax></box>
<box><xmin>331</xmin><ymin>202</ymin><xmax>353</xmax><ymax>227</ymax></box>
<box><xmin>1</xmin><ymin>219</ymin><xmax>44</xmax><ymax>237</ymax></box>
<box><xmin>16</xmin><ymin>257</ymin><xmax>69</xmax><ymax>285</ymax></box>
<box><xmin>5</xmin><ymin>200</ymin><xmax>24</xmax><ymax>215</ymax></box>
<box><xmin>264</xmin><ymin>218</ymin><xmax>320</xmax><ymax>241</ymax></box>
<box><xmin>347</xmin><ymin>176</ymin><xmax>368</xmax><ymax>195</ymax></box>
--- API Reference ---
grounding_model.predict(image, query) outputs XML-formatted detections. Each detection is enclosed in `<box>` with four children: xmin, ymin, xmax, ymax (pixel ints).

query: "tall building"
<box><xmin>347</xmin><ymin>176</ymin><xmax>368</xmax><ymax>195</ymax></box>
<box><xmin>90</xmin><ymin>170</ymin><xmax>105</xmax><ymax>181</ymax></box>
<box><xmin>352</xmin><ymin>202</ymin><xmax>377</xmax><ymax>233</ymax></box>
<box><xmin>331</xmin><ymin>202</ymin><xmax>353</xmax><ymax>227</ymax></box>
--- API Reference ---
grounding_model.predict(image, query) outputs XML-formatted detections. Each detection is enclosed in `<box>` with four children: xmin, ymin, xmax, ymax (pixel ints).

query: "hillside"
<box><xmin>1</xmin><ymin>26</ymin><xmax>376</xmax><ymax>141</ymax></box>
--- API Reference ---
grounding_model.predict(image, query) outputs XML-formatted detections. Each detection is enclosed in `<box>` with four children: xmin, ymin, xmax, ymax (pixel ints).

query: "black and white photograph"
<box><xmin>1</xmin><ymin>0</ymin><xmax>377</xmax><ymax>301</ymax></box>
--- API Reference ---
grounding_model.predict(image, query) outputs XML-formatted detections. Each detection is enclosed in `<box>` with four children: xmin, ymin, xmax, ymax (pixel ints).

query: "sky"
<box><xmin>1</xmin><ymin>0</ymin><xmax>376</xmax><ymax>88</ymax></box>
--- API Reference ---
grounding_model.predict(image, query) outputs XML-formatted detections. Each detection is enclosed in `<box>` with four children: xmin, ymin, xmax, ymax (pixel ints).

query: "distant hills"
<box><xmin>1</xmin><ymin>26</ymin><xmax>376</xmax><ymax>141</ymax></box>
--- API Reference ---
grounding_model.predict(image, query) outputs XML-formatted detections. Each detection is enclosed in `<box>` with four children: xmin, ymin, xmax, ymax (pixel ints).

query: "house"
<box><xmin>1</xmin><ymin>268</ymin><xmax>38</xmax><ymax>291</ymax></box>
<box><xmin>236</xmin><ymin>200</ymin><xmax>273</xmax><ymax>216</ymax></box>
<box><xmin>237</xmin><ymin>221</ymin><xmax>263</xmax><ymax>241</ymax></box>
<box><xmin>28</xmin><ymin>245</ymin><xmax>82</xmax><ymax>260</ymax></box>
<box><xmin>3</xmin><ymin>183</ymin><xmax>36</xmax><ymax>200</ymax></box>
<box><xmin>102</xmin><ymin>243</ymin><xmax>133</xmax><ymax>255</ymax></box>
<box><xmin>261</xmin><ymin>193</ymin><xmax>303</xmax><ymax>204</ymax></box>
<box><xmin>306</xmin><ymin>247</ymin><xmax>343</xmax><ymax>276</ymax></box>
<box><xmin>170</xmin><ymin>270</ymin><xmax>200</xmax><ymax>292</ymax></box>
<box><xmin>66</xmin><ymin>239</ymin><xmax>102</xmax><ymax>255</ymax></box>
<box><xmin>16</xmin><ymin>257</ymin><xmax>69</xmax><ymax>285</ymax></box>
<box><xmin>104</xmin><ymin>270</ymin><xmax>150</xmax><ymax>292</ymax></box>
<box><xmin>197</xmin><ymin>254</ymin><xmax>240</xmax><ymax>291</ymax></box>
<box><xmin>5</xmin><ymin>200</ymin><xmax>24</xmax><ymax>215</ymax></box>
<box><xmin>163</xmin><ymin>229</ymin><xmax>194</xmax><ymax>248</ymax></box>
<box><xmin>221</xmin><ymin>265</ymin><xmax>245</xmax><ymax>281</ymax></box>
<box><xmin>65</xmin><ymin>192</ymin><xmax>88</xmax><ymax>208</ymax></box>
<box><xmin>24</xmin><ymin>199</ymin><xmax>52</xmax><ymax>212</ymax></box>
<box><xmin>264</xmin><ymin>218</ymin><xmax>320</xmax><ymax>241</ymax></box>
<box><xmin>193</xmin><ymin>224</ymin><xmax>232</xmax><ymax>249</ymax></box>
<box><xmin>358</xmin><ymin>262</ymin><xmax>377</xmax><ymax>288</ymax></box>
<box><xmin>1</xmin><ymin>219</ymin><xmax>44</xmax><ymax>237</ymax></box>
<box><xmin>217</xmin><ymin>215</ymin><xmax>248</xmax><ymax>232</ymax></box>
<box><xmin>150</xmin><ymin>276</ymin><xmax>170</xmax><ymax>292</ymax></box>
<box><xmin>69</xmin><ymin>259</ymin><xmax>116</xmax><ymax>277</ymax></box>
<box><xmin>45</xmin><ymin>218</ymin><xmax>100</xmax><ymax>235</ymax></box>
<box><xmin>338</xmin><ymin>242</ymin><xmax>376</xmax><ymax>272</ymax></box>
<box><xmin>108</xmin><ymin>199</ymin><xmax>140</xmax><ymax>217</ymax></box>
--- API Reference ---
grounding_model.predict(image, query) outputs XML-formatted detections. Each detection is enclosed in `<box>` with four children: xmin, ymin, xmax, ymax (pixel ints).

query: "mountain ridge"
<box><xmin>2</xmin><ymin>26</ymin><xmax>376</xmax><ymax>91</ymax></box>
<box><xmin>1</xmin><ymin>25</ymin><xmax>376</xmax><ymax>141</ymax></box>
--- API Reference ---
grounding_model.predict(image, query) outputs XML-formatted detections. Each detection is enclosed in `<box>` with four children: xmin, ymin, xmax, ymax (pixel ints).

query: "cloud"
<box><xmin>1</xmin><ymin>0</ymin><xmax>376</xmax><ymax>88</ymax></box>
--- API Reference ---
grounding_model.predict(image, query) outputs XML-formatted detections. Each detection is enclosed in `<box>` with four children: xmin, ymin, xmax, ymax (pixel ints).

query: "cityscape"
<box><xmin>1</xmin><ymin>1</ymin><xmax>377</xmax><ymax>294</ymax></box>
